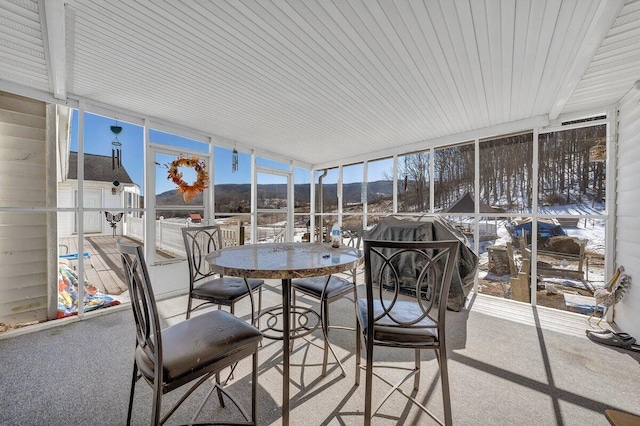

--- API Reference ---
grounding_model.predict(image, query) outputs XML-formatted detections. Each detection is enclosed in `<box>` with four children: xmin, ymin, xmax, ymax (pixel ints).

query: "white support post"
<box><xmin>605</xmin><ymin>106</ymin><xmax>618</xmax><ymax>323</ymax></box>
<box><xmin>474</xmin><ymin>139</ymin><xmax>480</xmax><ymax>254</ymax></box>
<box><xmin>310</xmin><ymin>169</ymin><xmax>316</xmax><ymax>242</ymax></box>
<box><xmin>393</xmin><ymin>155</ymin><xmax>398</xmax><ymax>214</ymax></box>
<box><xmin>77</xmin><ymin>101</ymin><xmax>85</xmax><ymax>317</ymax></box>
<box><xmin>362</xmin><ymin>160</ymin><xmax>368</xmax><ymax>230</ymax></box>
<box><xmin>251</xmin><ymin>150</ymin><xmax>257</xmax><ymax>244</ymax></box>
<box><xmin>430</xmin><ymin>148</ymin><xmax>435</xmax><ymax>213</ymax></box>
<box><xmin>206</xmin><ymin>137</ymin><xmax>214</xmax><ymax>224</ymax></box>
<box><xmin>338</xmin><ymin>165</ymin><xmax>343</xmax><ymax>226</ymax></box>
<box><xmin>473</xmin><ymin>139</ymin><xmax>480</xmax><ymax>294</ymax></box>
<box><xmin>143</xmin><ymin>119</ymin><xmax>154</xmax><ymax>264</ymax></box>
<box><xmin>531</xmin><ymin>127</ymin><xmax>540</xmax><ymax>306</ymax></box>
<box><xmin>288</xmin><ymin>161</ymin><xmax>294</xmax><ymax>242</ymax></box>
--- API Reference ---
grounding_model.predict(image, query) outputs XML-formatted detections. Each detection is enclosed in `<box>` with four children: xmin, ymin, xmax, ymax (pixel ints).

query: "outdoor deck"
<box><xmin>58</xmin><ymin>235</ymin><xmax>174</xmax><ymax>295</ymax></box>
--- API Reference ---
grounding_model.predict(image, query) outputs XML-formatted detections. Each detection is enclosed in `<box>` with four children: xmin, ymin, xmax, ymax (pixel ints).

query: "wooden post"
<box><xmin>518</xmin><ymin>234</ymin><xmax>527</xmax><ymax>256</ymax></box>
<box><xmin>510</xmin><ymin>258</ymin><xmax>531</xmax><ymax>303</ymax></box>
<box><xmin>506</xmin><ymin>241</ymin><xmax>516</xmax><ymax>277</ymax></box>
<box><xmin>487</xmin><ymin>246</ymin><xmax>510</xmax><ymax>276</ymax></box>
<box><xmin>577</xmin><ymin>239</ymin><xmax>586</xmax><ymax>273</ymax></box>
<box><xmin>239</xmin><ymin>221</ymin><xmax>245</xmax><ymax>245</ymax></box>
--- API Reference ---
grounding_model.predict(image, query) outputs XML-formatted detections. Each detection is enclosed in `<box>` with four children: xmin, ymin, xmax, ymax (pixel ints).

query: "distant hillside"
<box><xmin>155</xmin><ymin>180</ymin><xmax>394</xmax><ymax>207</ymax></box>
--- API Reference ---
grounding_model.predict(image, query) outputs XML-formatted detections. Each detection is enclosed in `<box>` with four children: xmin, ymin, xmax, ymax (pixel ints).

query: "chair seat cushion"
<box><xmin>292</xmin><ymin>275</ymin><xmax>353</xmax><ymax>299</ymax></box>
<box><xmin>136</xmin><ymin>310</ymin><xmax>263</xmax><ymax>383</ymax></box>
<box><xmin>356</xmin><ymin>299</ymin><xmax>438</xmax><ymax>344</ymax></box>
<box><xmin>192</xmin><ymin>277</ymin><xmax>263</xmax><ymax>302</ymax></box>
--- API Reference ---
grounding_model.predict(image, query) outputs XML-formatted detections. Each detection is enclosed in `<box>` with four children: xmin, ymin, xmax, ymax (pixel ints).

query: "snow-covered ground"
<box><xmin>476</xmin><ymin>202</ymin><xmax>608</xmax><ymax>301</ymax></box>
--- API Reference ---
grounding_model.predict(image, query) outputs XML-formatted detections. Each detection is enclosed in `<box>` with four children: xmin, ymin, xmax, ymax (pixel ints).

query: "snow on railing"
<box><xmin>124</xmin><ymin>217</ymin><xmax>244</xmax><ymax>256</ymax></box>
<box><xmin>124</xmin><ymin>217</ymin><xmax>306</xmax><ymax>251</ymax></box>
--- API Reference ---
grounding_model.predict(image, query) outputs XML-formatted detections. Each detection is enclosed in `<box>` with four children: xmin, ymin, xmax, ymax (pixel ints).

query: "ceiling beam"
<box><xmin>313</xmin><ymin>115</ymin><xmax>549</xmax><ymax>170</ymax></box>
<box><xmin>0</xmin><ymin>80</ymin><xmax>78</xmax><ymax>109</ymax></box>
<box><xmin>548</xmin><ymin>0</ymin><xmax>625</xmax><ymax>120</ymax></box>
<box><xmin>40</xmin><ymin>0</ymin><xmax>67</xmax><ymax>100</ymax></box>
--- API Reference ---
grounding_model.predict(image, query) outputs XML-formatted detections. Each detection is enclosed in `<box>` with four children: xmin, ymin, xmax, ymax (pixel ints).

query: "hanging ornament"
<box><xmin>589</xmin><ymin>140</ymin><xmax>606</xmax><ymax>163</ymax></box>
<box><xmin>232</xmin><ymin>145</ymin><xmax>239</xmax><ymax>173</ymax></box>
<box><xmin>110</xmin><ymin>120</ymin><xmax>123</xmax><ymax>169</ymax></box>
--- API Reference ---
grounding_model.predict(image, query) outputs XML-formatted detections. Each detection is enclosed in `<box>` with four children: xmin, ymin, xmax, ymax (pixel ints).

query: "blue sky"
<box><xmin>70</xmin><ymin>111</ymin><xmax>390</xmax><ymax>195</ymax></box>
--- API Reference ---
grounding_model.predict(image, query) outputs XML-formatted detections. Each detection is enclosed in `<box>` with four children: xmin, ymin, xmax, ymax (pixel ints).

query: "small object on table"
<box><xmin>331</xmin><ymin>222</ymin><xmax>341</xmax><ymax>248</ymax></box>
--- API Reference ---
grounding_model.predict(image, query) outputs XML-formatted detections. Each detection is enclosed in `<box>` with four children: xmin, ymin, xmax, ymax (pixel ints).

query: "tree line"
<box><xmin>396</xmin><ymin>123</ymin><xmax>606</xmax><ymax>212</ymax></box>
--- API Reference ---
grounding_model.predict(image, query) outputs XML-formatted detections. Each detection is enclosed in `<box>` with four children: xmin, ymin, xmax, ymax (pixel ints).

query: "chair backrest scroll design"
<box><xmin>363</xmin><ymin>239</ymin><xmax>459</xmax><ymax>343</ymax></box>
<box><xmin>182</xmin><ymin>226</ymin><xmax>223</xmax><ymax>287</ymax></box>
<box><xmin>117</xmin><ymin>240</ymin><xmax>163</xmax><ymax>386</ymax></box>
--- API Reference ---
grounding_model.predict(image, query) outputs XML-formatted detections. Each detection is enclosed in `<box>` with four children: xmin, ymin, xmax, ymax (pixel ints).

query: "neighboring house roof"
<box><xmin>67</xmin><ymin>152</ymin><xmax>134</xmax><ymax>184</ymax></box>
<box><xmin>443</xmin><ymin>192</ymin><xmax>499</xmax><ymax>214</ymax></box>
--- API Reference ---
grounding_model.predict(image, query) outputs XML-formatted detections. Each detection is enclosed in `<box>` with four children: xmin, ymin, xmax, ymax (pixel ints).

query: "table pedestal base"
<box><xmin>259</xmin><ymin>305</ymin><xmax>321</xmax><ymax>341</ymax></box>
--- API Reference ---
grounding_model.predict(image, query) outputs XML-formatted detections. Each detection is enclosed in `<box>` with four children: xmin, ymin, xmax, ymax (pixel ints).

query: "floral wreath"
<box><xmin>166</xmin><ymin>155</ymin><xmax>209</xmax><ymax>202</ymax></box>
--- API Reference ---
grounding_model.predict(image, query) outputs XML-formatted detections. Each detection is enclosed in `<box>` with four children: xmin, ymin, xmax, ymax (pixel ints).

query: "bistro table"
<box><xmin>205</xmin><ymin>241</ymin><xmax>363</xmax><ymax>426</ymax></box>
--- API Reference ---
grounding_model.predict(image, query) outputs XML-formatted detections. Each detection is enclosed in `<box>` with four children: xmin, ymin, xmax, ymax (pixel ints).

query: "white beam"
<box><xmin>548</xmin><ymin>0</ymin><xmax>625</xmax><ymax>119</ymax></box>
<box><xmin>313</xmin><ymin>115</ymin><xmax>549</xmax><ymax>170</ymax></box>
<box><xmin>41</xmin><ymin>0</ymin><xmax>67</xmax><ymax>100</ymax></box>
<box><xmin>0</xmin><ymin>80</ymin><xmax>78</xmax><ymax>109</ymax></box>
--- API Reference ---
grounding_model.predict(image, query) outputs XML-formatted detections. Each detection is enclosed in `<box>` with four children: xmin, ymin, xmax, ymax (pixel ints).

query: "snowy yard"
<box><xmin>475</xmin><ymin>203</ymin><xmax>607</xmax><ymax>315</ymax></box>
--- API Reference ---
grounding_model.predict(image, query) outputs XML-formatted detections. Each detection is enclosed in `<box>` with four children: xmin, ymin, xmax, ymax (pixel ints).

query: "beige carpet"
<box><xmin>1</xmin><ymin>282</ymin><xmax>638</xmax><ymax>425</ymax></box>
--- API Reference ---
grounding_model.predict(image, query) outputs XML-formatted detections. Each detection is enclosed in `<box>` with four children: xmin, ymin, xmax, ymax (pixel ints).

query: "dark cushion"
<box><xmin>292</xmin><ymin>275</ymin><xmax>353</xmax><ymax>299</ymax></box>
<box><xmin>192</xmin><ymin>277</ymin><xmax>263</xmax><ymax>302</ymax></box>
<box><xmin>136</xmin><ymin>310</ymin><xmax>262</xmax><ymax>383</ymax></box>
<box><xmin>356</xmin><ymin>299</ymin><xmax>438</xmax><ymax>344</ymax></box>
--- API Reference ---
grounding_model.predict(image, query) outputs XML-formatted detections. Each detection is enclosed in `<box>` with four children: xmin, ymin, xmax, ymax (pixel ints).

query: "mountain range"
<box><xmin>155</xmin><ymin>180</ymin><xmax>394</xmax><ymax>206</ymax></box>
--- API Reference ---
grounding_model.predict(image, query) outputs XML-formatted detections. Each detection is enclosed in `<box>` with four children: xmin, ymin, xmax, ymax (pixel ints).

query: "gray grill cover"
<box><xmin>365</xmin><ymin>215</ymin><xmax>478</xmax><ymax>311</ymax></box>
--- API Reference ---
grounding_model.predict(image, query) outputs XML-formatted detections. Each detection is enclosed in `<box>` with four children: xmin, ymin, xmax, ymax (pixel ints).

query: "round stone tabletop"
<box><xmin>205</xmin><ymin>242</ymin><xmax>363</xmax><ymax>280</ymax></box>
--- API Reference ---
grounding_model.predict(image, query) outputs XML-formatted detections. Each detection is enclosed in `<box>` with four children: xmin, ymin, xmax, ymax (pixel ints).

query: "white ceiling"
<box><xmin>1</xmin><ymin>0</ymin><xmax>639</xmax><ymax>168</ymax></box>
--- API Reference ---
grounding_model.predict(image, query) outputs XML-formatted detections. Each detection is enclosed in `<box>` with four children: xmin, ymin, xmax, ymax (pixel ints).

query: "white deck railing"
<box><xmin>125</xmin><ymin>217</ymin><xmax>246</xmax><ymax>256</ymax></box>
<box><xmin>125</xmin><ymin>217</ymin><xmax>305</xmax><ymax>257</ymax></box>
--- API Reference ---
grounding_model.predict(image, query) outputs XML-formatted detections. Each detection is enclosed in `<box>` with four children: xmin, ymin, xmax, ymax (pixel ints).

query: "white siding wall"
<box><xmin>0</xmin><ymin>93</ymin><xmax>49</xmax><ymax>323</ymax></box>
<box><xmin>57</xmin><ymin>186</ymin><xmax>74</xmax><ymax>237</ymax></box>
<box><xmin>614</xmin><ymin>93</ymin><xmax>640</xmax><ymax>338</ymax></box>
<box><xmin>57</xmin><ymin>183</ymin><xmax>129</xmax><ymax>237</ymax></box>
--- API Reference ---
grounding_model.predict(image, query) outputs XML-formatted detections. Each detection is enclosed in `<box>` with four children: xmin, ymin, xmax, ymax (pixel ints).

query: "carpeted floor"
<box><xmin>1</xmin><ymin>281</ymin><xmax>638</xmax><ymax>425</ymax></box>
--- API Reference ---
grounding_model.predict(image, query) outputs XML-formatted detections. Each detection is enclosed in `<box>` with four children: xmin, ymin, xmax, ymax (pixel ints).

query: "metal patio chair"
<box><xmin>117</xmin><ymin>239</ymin><xmax>262</xmax><ymax>425</ymax></box>
<box><xmin>356</xmin><ymin>239</ymin><xmax>459</xmax><ymax>426</ymax></box>
<box><xmin>291</xmin><ymin>227</ymin><xmax>362</xmax><ymax>376</ymax></box>
<box><xmin>182</xmin><ymin>225</ymin><xmax>263</xmax><ymax>325</ymax></box>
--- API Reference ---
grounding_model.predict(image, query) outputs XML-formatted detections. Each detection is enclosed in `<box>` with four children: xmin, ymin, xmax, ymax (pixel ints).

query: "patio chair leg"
<box><xmin>322</xmin><ymin>299</ymin><xmax>330</xmax><ymax>376</ymax></box>
<box><xmin>414</xmin><ymin>348</ymin><xmax>421</xmax><ymax>390</ymax></box>
<box><xmin>215</xmin><ymin>372</ymin><xmax>225</xmax><ymax>407</ymax></box>
<box><xmin>290</xmin><ymin>290</ymin><xmax>296</xmax><ymax>353</ymax></box>
<box><xmin>126</xmin><ymin>363</ymin><xmax>138</xmax><ymax>426</ymax></box>
<box><xmin>152</xmin><ymin>379</ymin><xmax>162</xmax><ymax>426</ymax></box>
<box><xmin>186</xmin><ymin>296</ymin><xmax>193</xmax><ymax>320</ymax></box>
<box><xmin>252</xmin><ymin>350</ymin><xmax>259</xmax><ymax>425</ymax></box>
<box><xmin>364</xmin><ymin>338</ymin><xmax>374</xmax><ymax>426</ymax></box>
<box><xmin>438</xmin><ymin>349</ymin><xmax>453</xmax><ymax>426</ymax></box>
<box><xmin>256</xmin><ymin>286</ymin><xmax>262</xmax><ymax>330</ymax></box>
<box><xmin>355</xmin><ymin>332</ymin><xmax>360</xmax><ymax>385</ymax></box>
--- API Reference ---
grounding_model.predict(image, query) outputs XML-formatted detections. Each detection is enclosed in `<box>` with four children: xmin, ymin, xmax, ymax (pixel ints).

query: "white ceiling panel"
<box><xmin>1</xmin><ymin>0</ymin><xmax>638</xmax><ymax>167</ymax></box>
<box><xmin>562</xmin><ymin>0</ymin><xmax>640</xmax><ymax>114</ymax></box>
